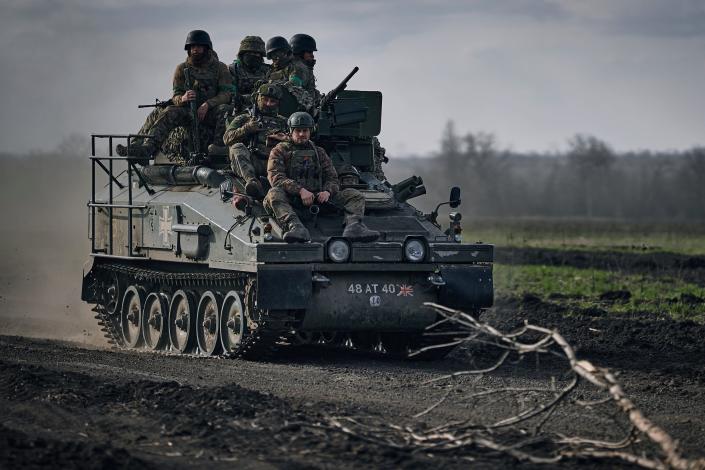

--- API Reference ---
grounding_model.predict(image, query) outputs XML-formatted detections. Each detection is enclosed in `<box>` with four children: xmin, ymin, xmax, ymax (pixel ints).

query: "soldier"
<box><xmin>228</xmin><ymin>35</ymin><xmax>271</xmax><ymax>111</ymax></box>
<box><xmin>118</xmin><ymin>30</ymin><xmax>233</xmax><ymax>159</ymax></box>
<box><xmin>264</xmin><ymin>36</ymin><xmax>310</xmax><ymax>87</ymax></box>
<box><xmin>289</xmin><ymin>33</ymin><xmax>319</xmax><ymax>96</ymax></box>
<box><xmin>223</xmin><ymin>84</ymin><xmax>288</xmax><ymax>199</ymax></box>
<box><xmin>265</xmin><ymin>112</ymin><xmax>380</xmax><ymax>243</ymax></box>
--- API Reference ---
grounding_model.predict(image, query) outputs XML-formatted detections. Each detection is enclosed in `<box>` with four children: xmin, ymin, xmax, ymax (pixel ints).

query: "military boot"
<box><xmin>244</xmin><ymin>179</ymin><xmax>265</xmax><ymax>199</ymax></box>
<box><xmin>342</xmin><ymin>216</ymin><xmax>380</xmax><ymax>243</ymax></box>
<box><xmin>283</xmin><ymin>217</ymin><xmax>311</xmax><ymax>243</ymax></box>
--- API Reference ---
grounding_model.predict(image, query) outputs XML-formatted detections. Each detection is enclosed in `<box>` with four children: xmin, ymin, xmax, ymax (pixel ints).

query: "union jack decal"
<box><xmin>397</xmin><ymin>284</ymin><xmax>414</xmax><ymax>297</ymax></box>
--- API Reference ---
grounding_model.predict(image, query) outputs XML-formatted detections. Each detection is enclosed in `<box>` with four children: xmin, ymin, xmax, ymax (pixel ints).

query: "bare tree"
<box><xmin>566</xmin><ymin>134</ymin><xmax>616</xmax><ymax>218</ymax></box>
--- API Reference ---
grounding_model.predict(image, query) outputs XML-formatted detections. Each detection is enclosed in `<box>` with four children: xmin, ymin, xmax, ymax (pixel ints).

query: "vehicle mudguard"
<box><xmin>257</xmin><ymin>265</ymin><xmax>312</xmax><ymax>310</ymax></box>
<box><xmin>438</xmin><ymin>265</ymin><xmax>493</xmax><ymax>310</ymax></box>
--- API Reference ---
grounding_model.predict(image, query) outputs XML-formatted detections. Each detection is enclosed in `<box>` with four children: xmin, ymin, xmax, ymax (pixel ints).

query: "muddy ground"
<box><xmin>2</xmin><ymin>246</ymin><xmax>705</xmax><ymax>468</ymax></box>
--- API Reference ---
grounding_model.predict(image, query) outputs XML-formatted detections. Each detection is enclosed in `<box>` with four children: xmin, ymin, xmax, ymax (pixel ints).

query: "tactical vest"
<box><xmin>229</xmin><ymin>60</ymin><xmax>270</xmax><ymax>96</ymax></box>
<box><xmin>267</xmin><ymin>58</ymin><xmax>299</xmax><ymax>83</ymax></box>
<box><xmin>285</xmin><ymin>143</ymin><xmax>323</xmax><ymax>192</ymax></box>
<box><xmin>182</xmin><ymin>59</ymin><xmax>221</xmax><ymax>107</ymax></box>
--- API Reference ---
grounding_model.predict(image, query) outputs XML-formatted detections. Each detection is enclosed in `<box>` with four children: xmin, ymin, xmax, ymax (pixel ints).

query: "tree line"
<box><xmin>387</xmin><ymin>121</ymin><xmax>705</xmax><ymax>221</ymax></box>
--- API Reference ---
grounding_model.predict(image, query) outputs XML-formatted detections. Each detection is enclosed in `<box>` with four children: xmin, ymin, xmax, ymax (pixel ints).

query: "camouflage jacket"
<box><xmin>228</xmin><ymin>59</ymin><xmax>271</xmax><ymax>107</ymax></box>
<box><xmin>268</xmin><ymin>141</ymin><xmax>339</xmax><ymax>195</ymax></box>
<box><xmin>266</xmin><ymin>56</ymin><xmax>311</xmax><ymax>88</ymax></box>
<box><xmin>292</xmin><ymin>57</ymin><xmax>318</xmax><ymax>95</ymax></box>
<box><xmin>172</xmin><ymin>51</ymin><xmax>234</xmax><ymax>108</ymax></box>
<box><xmin>223</xmin><ymin>109</ymin><xmax>288</xmax><ymax>157</ymax></box>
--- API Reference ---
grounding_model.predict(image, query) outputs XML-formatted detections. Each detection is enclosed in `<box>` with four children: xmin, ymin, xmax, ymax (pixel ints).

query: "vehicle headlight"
<box><xmin>328</xmin><ymin>239</ymin><xmax>350</xmax><ymax>263</ymax></box>
<box><xmin>404</xmin><ymin>239</ymin><xmax>426</xmax><ymax>263</ymax></box>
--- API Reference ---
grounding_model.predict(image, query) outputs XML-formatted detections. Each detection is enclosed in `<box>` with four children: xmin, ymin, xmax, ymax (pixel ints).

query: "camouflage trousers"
<box><xmin>229</xmin><ymin>143</ymin><xmax>268</xmax><ymax>182</ymax></box>
<box><xmin>264</xmin><ymin>187</ymin><xmax>365</xmax><ymax>227</ymax></box>
<box><xmin>217</xmin><ymin>104</ymin><xmax>235</xmax><ymax>143</ymax></box>
<box><xmin>146</xmin><ymin>104</ymin><xmax>230</xmax><ymax>149</ymax></box>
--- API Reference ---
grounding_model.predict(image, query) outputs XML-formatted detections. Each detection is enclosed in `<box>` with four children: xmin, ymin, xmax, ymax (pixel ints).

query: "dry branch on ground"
<box><xmin>318</xmin><ymin>303</ymin><xmax>705</xmax><ymax>469</ymax></box>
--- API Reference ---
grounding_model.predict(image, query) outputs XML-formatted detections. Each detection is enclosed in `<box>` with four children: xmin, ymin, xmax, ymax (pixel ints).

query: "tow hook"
<box><xmin>312</xmin><ymin>273</ymin><xmax>331</xmax><ymax>287</ymax></box>
<box><xmin>428</xmin><ymin>273</ymin><xmax>446</xmax><ymax>286</ymax></box>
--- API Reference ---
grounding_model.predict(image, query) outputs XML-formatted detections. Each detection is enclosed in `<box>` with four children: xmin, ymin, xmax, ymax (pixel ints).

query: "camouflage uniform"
<box><xmin>264</xmin><ymin>141</ymin><xmax>365</xmax><ymax>229</ymax></box>
<box><xmin>292</xmin><ymin>57</ymin><xmax>317</xmax><ymax>95</ymax></box>
<box><xmin>372</xmin><ymin>137</ymin><xmax>388</xmax><ymax>181</ymax></box>
<box><xmin>223</xmin><ymin>106</ymin><xmax>287</xmax><ymax>184</ymax></box>
<box><xmin>145</xmin><ymin>50</ymin><xmax>233</xmax><ymax>152</ymax></box>
<box><xmin>266</xmin><ymin>55</ymin><xmax>310</xmax><ymax>88</ymax></box>
<box><xmin>228</xmin><ymin>36</ymin><xmax>271</xmax><ymax>112</ymax></box>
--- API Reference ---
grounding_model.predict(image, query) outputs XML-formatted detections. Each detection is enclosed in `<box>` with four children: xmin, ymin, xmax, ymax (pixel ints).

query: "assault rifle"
<box><xmin>247</xmin><ymin>99</ymin><xmax>263</xmax><ymax>152</ymax></box>
<box><xmin>319</xmin><ymin>66</ymin><xmax>359</xmax><ymax>112</ymax></box>
<box><xmin>183</xmin><ymin>67</ymin><xmax>205</xmax><ymax>165</ymax></box>
<box><xmin>137</xmin><ymin>98</ymin><xmax>173</xmax><ymax>109</ymax></box>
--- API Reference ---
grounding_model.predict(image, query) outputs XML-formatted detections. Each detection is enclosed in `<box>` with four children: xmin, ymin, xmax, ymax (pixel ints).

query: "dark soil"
<box><xmin>2</xmin><ymin>248</ymin><xmax>705</xmax><ymax>469</ymax></box>
<box><xmin>2</xmin><ymin>306</ymin><xmax>705</xmax><ymax>470</ymax></box>
<box><xmin>487</xmin><ymin>295</ymin><xmax>705</xmax><ymax>369</ymax></box>
<box><xmin>496</xmin><ymin>247</ymin><xmax>705</xmax><ymax>283</ymax></box>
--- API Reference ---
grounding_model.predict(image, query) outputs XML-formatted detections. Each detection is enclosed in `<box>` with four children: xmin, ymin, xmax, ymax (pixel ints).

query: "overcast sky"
<box><xmin>1</xmin><ymin>0</ymin><xmax>704</xmax><ymax>156</ymax></box>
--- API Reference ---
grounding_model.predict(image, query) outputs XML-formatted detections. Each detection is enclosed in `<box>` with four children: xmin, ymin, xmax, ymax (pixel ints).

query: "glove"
<box><xmin>245</xmin><ymin>119</ymin><xmax>262</xmax><ymax>134</ymax></box>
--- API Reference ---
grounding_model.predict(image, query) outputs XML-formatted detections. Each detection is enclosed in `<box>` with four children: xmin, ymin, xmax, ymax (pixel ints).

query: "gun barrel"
<box><xmin>342</xmin><ymin>66</ymin><xmax>359</xmax><ymax>83</ymax></box>
<box><xmin>321</xmin><ymin>66</ymin><xmax>360</xmax><ymax>110</ymax></box>
<box><xmin>184</xmin><ymin>68</ymin><xmax>200</xmax><ymax>154</ymax></box>
<box><xmin>137</xmin><ymin>98</ymin><xmax>172</xmax><ymax>109</ymax></box>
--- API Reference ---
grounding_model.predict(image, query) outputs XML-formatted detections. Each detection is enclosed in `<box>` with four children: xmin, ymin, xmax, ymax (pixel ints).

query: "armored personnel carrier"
<box><xmin>81</xmin><ymin>70</ymin><xmax>494</xmax><ymax>359</ymax></box>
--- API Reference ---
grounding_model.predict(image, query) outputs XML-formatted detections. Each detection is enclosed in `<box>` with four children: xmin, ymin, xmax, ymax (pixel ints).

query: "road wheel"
<box><xmin>121</xmin><ymin>286</ymin><xmax>145</xmax><ymax>348</ymax></box>
<box><xmin>197</xmin><ymin>291</ymin><xmax>223</xmax><ymax>356</ymax></box>
<box><xmin>220</xmin><ymin>290</ymin><xmax>247</xmax><ymax>355</ymax></box>
<box><xmin>142</xmin><ymin>292</ymin><xmax>169</xmax><ymax>351</ymax></box>
<box><xmin>169</xmin><ymin>290</ymin><xmax>197</xmax><ymax>353</ymax></box>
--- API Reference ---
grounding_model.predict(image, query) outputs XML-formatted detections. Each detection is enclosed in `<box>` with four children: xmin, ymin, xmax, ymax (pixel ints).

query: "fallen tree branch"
<box><xmin>313</xmin><ymin>303</ymin><xmax>705</xmax><ymax>469</ymax></box>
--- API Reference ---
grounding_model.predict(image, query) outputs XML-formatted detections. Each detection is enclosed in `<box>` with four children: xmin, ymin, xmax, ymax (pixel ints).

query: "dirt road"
<box><xmin>2</xmin><ymin>296</ymin><xmax>705</xmax><ymax>469</ymax></box>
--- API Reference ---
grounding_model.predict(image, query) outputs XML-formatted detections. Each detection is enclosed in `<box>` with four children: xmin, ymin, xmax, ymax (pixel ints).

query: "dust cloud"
<box><xmin>0</xmin><ymin>135</ymin><xmax>104</xmax><ymax>345</ymax></box>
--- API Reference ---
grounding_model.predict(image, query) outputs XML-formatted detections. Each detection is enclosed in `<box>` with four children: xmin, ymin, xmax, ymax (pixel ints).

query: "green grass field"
<box><xmin>494</xmin><ymin>264</ymin><xmax>705</xmax><ymax>321</ymax></box>
<box><xmin>480</xmin><ymin>218</ymin><xmax>705</xmax><ymax>322</ymax></box>
<box><xmin>465</xmin><ymin>217</ymin><xmax>705</xmax><ymax>255</ymax></box>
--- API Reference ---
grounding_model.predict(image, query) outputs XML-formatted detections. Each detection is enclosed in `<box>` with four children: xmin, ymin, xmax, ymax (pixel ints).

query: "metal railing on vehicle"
<box><xmin>89</xmin><ymin>134</ymin><xmax>154</xmax><ymax>257</ymax></box>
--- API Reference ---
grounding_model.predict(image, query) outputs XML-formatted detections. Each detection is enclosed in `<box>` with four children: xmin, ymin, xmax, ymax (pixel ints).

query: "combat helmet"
<box><xmin>257</xmin><ymin>83</ymin><xmax>282</xmax><ymax>101</ymax></box>
<box><xmin>266</xmin><ymin>36</ymin><xmax>291</xmax><ymax>59</ymax></box>
<box><xmin>238</xmin><ymin>35</ymin><xmax>266</xmax><ymax>58</ymax></box>
<box><xmin>290</xmin><ymin>34</ymin><xmax>317</xmax><ymax>55</ymax></box>
<box><xmin>184</xmin><ymin>30</ymin><xmax>212</xmax><ymax>50</ymax></box>
<box><xmin>288</xmin><ymin>111</ymin><xmax>315</xmax><ymax>130</ymax></box>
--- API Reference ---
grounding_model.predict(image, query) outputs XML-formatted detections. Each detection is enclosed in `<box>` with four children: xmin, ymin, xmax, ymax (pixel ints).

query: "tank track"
<box><xmin>221</xmin><ymin>280</ymin><xmax>290</xmax><ymax>360</ymax></box>
<box><xmin>89</xmin><ymin>262</ymin><xmax>289</xmax><ymax>360</ymax></box>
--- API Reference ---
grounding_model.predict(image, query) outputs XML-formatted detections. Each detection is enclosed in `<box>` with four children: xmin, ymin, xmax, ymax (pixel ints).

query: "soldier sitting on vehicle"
<box><xmin>263</xmin><ymin>36</ymin><xmax>315</xmax><ymax>112</ymax></box>
<box><xmin>229</xmin><ymin>35</ymin><xmax>271</xmax><ymax>111</ymax></box>
<box><xmin>223</xmin><ymin>84</ymin><xmax>288</xmax><ymax>199</ymax></box>
<box><xmin>119</xmin><ymin>30</ymin><xmax>234</xmax><ymax>160</ymax></box>
<box><xmin>289</xmin><ymin>33</ymin><xmax>319</xmax><ymax>99</ymax></box>
<box><xmin>265</xmin><ymin>112</ymin><xmax>380</xmax><ymax>244</ymax></box>
<box><xmin>209</xmin><ymin>35</ymin><xmax>273</xmax><ymax>156</ymax></box>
